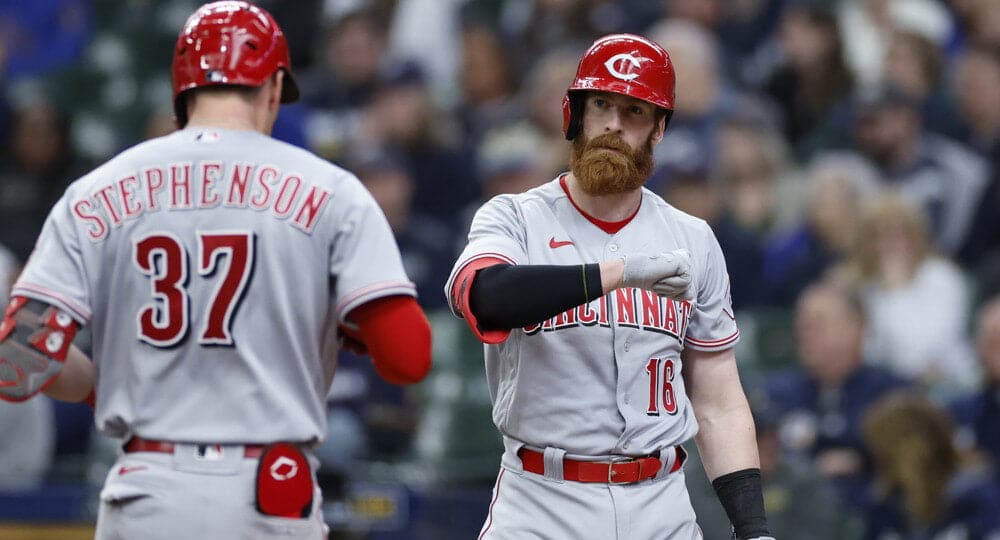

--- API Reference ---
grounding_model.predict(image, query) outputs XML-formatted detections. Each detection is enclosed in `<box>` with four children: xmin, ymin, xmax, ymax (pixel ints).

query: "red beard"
<box><xmin>569</xmin><ymin>132</ymin><xmax>655</xmax><ymax>195</ymax></box>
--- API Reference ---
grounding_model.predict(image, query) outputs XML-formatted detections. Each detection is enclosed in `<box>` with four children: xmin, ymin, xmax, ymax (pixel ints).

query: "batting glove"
<box><xmin>620</xmin><ymin>249</ymin><xmax>692</xmax><ymax>299</ymax></box>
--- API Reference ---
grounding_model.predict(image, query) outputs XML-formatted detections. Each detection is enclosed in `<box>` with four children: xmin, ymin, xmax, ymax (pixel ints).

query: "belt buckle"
<box><xmin>607</xmin><ymin>456</ymin><xmax>639</xmax><ymax>484</ymax></box>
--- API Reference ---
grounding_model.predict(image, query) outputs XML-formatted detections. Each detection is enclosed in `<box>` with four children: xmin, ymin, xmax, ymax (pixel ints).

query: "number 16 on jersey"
<box><xmin>645</xmin><ymin>357</ymin><xmax>678</xmax><ymax>416</ymax></box>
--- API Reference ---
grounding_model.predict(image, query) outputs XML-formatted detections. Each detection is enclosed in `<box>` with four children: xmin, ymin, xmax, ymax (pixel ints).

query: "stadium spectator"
<box><xmin>0</xmin><ymin>99</ymin><xmax>88</xmax><ymax>261</ymax></box>
<box><xmin>764</xmin><ymin>281</ymin><xmax>911</xmax><ymax>508</ymax></box>
<box><xmin>520</xmin><ymin>47</ymin><xmax>581</xmax><ymax>178</ymax></box>
<box><xmin>357</xmin><ymin>60</ymin><xmax>478</xmax><ymax>225</ymax></box>
<box><xmin>299</xmin><ymin>7</ymin><xmax>388</xmax><ymax>160</ymax></box>
<box><xmin>836</xmin><ymin>0</ymin><xmax>953</xmax><ymax>91</ymax></box>
<box><xmin>834</xmin><ymin>195</ymin><xmax>978</xmax><ymax>397</ymax></box>
<box><xmin>715</xmin><ymin>115</ymin><xmax>800</xmax><ymax>239</ymax></box>
<box><xmin>861</xmin><ymin>392</ymin><xmax>1000</xmax><ymax>539</ymax></box>
<box><xmin>883</xmin><ymin>29</ymin><xmax>964</xmax><ymax>139</ymax></box>
<box><xmin>647</xmin><ymin>18</ymin><xmax>768</xmax><ymax>184</ymax></box>
<box><xmin>764</xmin><ymin>3</ymin><xmax>855</xmax><ymax>161</ymax></box>
<box><xmin>455</xmin><ymin>22</ymin><xmax>523</xmax><ymax>153</ymax></box>
<box><xmin>348</xmin><ymin>143</ymin><xmax>455</xmax><ymax>310</ymax></box>
<box><xmin>950</xmin><ymin>296</ymin><xmax>1000</xmax><ymax>478</ymax></box>
<box><xmin>951</xmin><ymin>45</ymin><xmax>1000</xmax><ymax>274</ymax></box>
<box><xmin>764</xmin><ymin>152</ymin><xmax>881</xmax><ymax>308</ymax></box>
<box><xmin>951</xmin><ymin>44</ymin><xmax>1000</xmax><ymax>158</ymax></box>
<box><xmin>687</xmin><ymin>397</ymin><xmax>850</xmax><ymax>540</ymax></box>
<box><xmin>653</xmin><ymin>157</ymin><xmax>766</xmax><ymax>310</ymax></box>
<box><xmin>852</xmin><ymin>84</ymin><xmax>989</xmax><ymax>255</ymax></box>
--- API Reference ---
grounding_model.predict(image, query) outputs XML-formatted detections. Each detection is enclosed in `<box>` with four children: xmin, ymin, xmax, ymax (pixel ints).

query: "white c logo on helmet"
<box><xmin>604</xmin><ymin>53</ymin><xmax>641</xmax><ymax>81</ymax></box>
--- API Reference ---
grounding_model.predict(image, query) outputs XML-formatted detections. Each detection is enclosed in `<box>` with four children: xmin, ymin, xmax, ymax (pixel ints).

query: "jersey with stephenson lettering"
<box><xmin>13</xmin><ymin>127</ymin><xmax>414</xmax><ymax>444</ymax></box>
<box><xmin>445</xmin><ymin>175</ymin><xmax>739</xmax><ymax>456</ymax></box>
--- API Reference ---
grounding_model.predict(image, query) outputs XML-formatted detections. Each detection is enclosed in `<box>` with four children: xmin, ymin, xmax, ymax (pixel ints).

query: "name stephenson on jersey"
<box><xmin>70</xmin><ymin>159</ymin><xmax>333</xmax><ymax>242</ymax></box>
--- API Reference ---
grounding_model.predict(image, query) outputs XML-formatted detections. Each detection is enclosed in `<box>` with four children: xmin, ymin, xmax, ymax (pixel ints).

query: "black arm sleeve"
<box><xmin>469</xmin><ymin>263</ymin><xmax>604</xmax><ymax>329</ymax></box>
<box><xmin>712</xmin><ymin>468</ymin><xmax>771</xmax><ymax>539</ymax></box>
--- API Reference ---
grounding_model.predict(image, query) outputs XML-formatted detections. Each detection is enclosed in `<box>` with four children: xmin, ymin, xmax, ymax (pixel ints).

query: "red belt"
<box><xmin>518</xmin><ymin>446</ymin><xmax>685</xmax><ymax>484</ymax></box>
<box><xmin>124</xmin><ymin>437</ymin><xmax>265</xmax><ymax>459</ymax></box>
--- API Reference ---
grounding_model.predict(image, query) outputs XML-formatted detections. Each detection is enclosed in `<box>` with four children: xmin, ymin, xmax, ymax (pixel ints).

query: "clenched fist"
<box><xmin>620</xmin><ymin>249</ymin><xmax>692</xmax><ymax>300</ymax></box>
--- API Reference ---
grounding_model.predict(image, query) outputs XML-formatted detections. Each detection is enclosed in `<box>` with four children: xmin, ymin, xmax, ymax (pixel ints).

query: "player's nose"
<box><xmin>603</xmin><ymin>111</ymin><xmax>624</xmax><ymax>134</ymax></box>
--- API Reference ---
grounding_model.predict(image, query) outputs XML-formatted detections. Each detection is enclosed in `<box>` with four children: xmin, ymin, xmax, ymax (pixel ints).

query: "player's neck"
<box><xmin>186</xmin><ymin>113</ymin><xmax>265</xmax><ymax>133</ymax></box>
<box><xmin>186</xmin><ymin>97</ymin><xmax>275</xmax><ymax>134</ymax></box>
<box><xmin>564</xmin><ymin>173</ymin><xmax>642</xmax><ymax>222</ymax></box>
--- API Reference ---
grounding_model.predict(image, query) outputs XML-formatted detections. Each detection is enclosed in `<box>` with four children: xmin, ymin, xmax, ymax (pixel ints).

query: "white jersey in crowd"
<box><xmin>13</xmin><ymin>127</ymin><xmax>415</xmax><ymax>445</ymax></box>
<box><xmin>446</xmin><ymin>175</ymin><xmax>739</xmax><ymax>458</ymax></box>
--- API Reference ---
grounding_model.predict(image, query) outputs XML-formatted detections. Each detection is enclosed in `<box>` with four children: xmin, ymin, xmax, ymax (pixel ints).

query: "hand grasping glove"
<box><xmin>620</xmin><ymin>249</ymin><xmax>692</xmax><ymax>300</ymax></box>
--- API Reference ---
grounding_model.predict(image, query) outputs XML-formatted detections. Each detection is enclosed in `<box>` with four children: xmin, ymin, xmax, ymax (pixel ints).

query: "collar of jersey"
<box><xmin>559</xmin><ymin>174</ymin><xmax>641</xmax><ymax>235</ymax></box>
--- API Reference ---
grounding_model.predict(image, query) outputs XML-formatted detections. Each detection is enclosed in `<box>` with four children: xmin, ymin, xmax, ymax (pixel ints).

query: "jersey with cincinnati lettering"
<box><xmin>13</xmin><ymin>127</ymin><xmax>415</xmax><ymax>444</ymax></box>
<box><xmin>445</xmin><ymin>175</ymin><xmax>739</xmax><ymax>457</ymax></box>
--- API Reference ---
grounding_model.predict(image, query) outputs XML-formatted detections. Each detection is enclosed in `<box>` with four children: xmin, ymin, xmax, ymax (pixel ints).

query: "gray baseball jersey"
<box><xmin>13</xmin><ymin>127</ymin><xmax>415</xmax><ymax>445</ymax></box>
<box><xmin>446</xmin><ymin>175</ymin><xmax>739</xmax><ymax>458</ymax></box>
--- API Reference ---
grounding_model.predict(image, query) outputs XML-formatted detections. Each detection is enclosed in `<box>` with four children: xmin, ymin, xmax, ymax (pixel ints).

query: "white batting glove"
<box><xmin>620</xmin><ymin>249</ymin><xmax>692</xmax><ymax>299</ymax></box>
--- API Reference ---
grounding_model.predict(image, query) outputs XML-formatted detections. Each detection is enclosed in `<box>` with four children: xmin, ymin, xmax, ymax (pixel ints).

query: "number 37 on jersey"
<box><xmin>133</xmin><ymin>230</ymin><xmax>255</xmax><ymax>348</ymax></box>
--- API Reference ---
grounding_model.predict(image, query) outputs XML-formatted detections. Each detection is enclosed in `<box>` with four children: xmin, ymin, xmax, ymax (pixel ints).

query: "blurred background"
<box><xmin>0</xmin><ymin>0</ymin><xmax>998</xmax><ymax>538</ymax></box>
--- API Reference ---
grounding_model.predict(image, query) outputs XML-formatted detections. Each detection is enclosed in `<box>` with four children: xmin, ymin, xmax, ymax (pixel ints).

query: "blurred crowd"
<box><xmin>0</xmin><ymin>0</ymin><xmax>998</xmax><ymax>538</ymax></box>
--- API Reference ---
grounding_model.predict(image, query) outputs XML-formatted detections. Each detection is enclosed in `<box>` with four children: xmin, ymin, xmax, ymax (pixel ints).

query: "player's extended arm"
<box><xmin>683</xmin><ymin>346</ymin><xmax>772</xmax><ymax>540</ymax></box>
<box><xmin>43</xmin><ymin>345</ymin><xmax>94</xmax><ymax>402</ymax></box>
<box><xmin>342</xmin><ymin>295</ymin><xmax>431</xmax><ymax>385</ymax></box>
<box><xmin>467</xmin><ymin>251</ymin><xmax>690</xmax><ymax>330</ymax></box>
<box><xmin>1</xmin><ymin>296</ymin><xmax>95</xmax><ymax>404</ymax></box>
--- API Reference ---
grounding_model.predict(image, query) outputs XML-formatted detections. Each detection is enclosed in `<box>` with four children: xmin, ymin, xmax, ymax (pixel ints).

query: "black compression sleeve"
<box><xmin>469</xmin><ymin>263</ymin><xmax>604</xmax><ymax>329</ymax></box>
<box><xmin>712</xmin><ymin>468</ymin><xmax>771</xmax><ymax>539</ymax></box>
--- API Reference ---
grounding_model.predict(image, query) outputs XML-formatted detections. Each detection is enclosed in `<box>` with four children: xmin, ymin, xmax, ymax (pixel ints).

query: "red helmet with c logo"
<box><xmin>171</xmin><ymin>1</ymin><xmax>300</xmax><ymax>127</ymax></box>
<box><xmin>562</xmin><ymin>34</ymin><xmax>676</xmax><ymax>140</ymax></box>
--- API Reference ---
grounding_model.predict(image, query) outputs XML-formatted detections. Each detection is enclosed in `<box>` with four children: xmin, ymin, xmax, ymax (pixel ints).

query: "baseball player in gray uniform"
<box><xmin>446</xmin><ymin>34</ymin><xmax>774</xmax><ymax>540</ymax></box>
<box><xmin>0</xmin><ymin>3</ymin><xmax>431</xmax><ymax>539</ymax></box>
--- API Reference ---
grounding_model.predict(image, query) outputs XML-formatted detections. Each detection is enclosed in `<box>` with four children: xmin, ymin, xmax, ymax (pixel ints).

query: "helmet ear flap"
<box><xmin>563</xmin><ymin>93</ymin><xmax>586</xmax><ymax>141</ymax></box>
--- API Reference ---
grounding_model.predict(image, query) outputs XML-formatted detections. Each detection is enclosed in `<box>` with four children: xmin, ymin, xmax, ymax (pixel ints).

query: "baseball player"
<box><xmin>446</xmin><ymin>34</ymin><xmax>773</xmax><ymax>540</ymax></box>
<box><xmin>0</xmin><ymin>2</ymin><xmax>431</xmax><ymax>539</ymax></box>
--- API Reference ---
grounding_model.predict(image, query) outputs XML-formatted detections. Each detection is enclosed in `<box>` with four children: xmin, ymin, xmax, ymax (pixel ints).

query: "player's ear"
<box><xmin>269</xmin><ymin>71</ymin><xmax>284</xmax><ymax>109</ymax></box>
<box><xmin>651</xmin><ymin>113</ymin><xmax>667</xmax><ymax>145</ymax></box>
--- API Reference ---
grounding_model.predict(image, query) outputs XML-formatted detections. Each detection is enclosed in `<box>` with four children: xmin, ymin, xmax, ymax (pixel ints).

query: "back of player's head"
<box><xmin>172</xmin><ymin>1</ymin><xmax>300</xmax><ymax>127</ymax></box>
<box><xmin>562</xmin><ymin>34</ymin><xmax>676</xmax><ymax>140</ymax></box>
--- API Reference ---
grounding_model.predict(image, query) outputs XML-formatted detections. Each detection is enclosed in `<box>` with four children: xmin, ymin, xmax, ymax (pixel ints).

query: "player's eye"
<box><xmin>629</xmin><ymin>105</ymin><xmax>644</xmax><ymax>115</ymax></box>
<box><xmin>592</xmin><ymin>97</ymin><xmax>608</xmax><ymax>107</ymax></box>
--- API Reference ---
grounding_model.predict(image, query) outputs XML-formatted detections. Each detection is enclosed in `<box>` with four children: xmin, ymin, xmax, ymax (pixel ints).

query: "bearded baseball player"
<box><xmin>0</xmin><ymin>2</ymin><xmax>431</xmax><ymax>539</ymax></box>
<box><xmin>446</xmin><ymin>34</ymin><xmax>773</xmax><ymax>540</ymax></box>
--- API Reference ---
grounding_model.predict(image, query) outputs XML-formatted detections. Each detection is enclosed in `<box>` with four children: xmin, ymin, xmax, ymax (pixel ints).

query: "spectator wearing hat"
<box><xmin>853</xmin><ymin>83</ymin><xmax>989</xmax><ymax>255</ymax></box>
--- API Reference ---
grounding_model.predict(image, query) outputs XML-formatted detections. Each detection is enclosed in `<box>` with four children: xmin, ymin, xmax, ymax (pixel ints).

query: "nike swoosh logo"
<box><xmin>549</xmin><ymin>237</ymin><xmax>574</xmax><ymax>249</ymax></box>
<box><xmin>722</xmin><ymin>308</ymin><xmax>735</xmax><ymax>321</ymax></box>
<box><xmin>118</xmin><ymin>465</ymin><xmax>148</xmax><ymax>476</ymax></box>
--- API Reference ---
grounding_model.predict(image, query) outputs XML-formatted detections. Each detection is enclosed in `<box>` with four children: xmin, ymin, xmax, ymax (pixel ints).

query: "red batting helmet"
<box><xmin>172</xmin><ymin>1</ymin><xmax>300</xmax><ymax>127</ymax></box>
<box><xmin>562</xmin><ymin>34</ymin><xmax>676</xmax><ymax>140</ymax></box>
